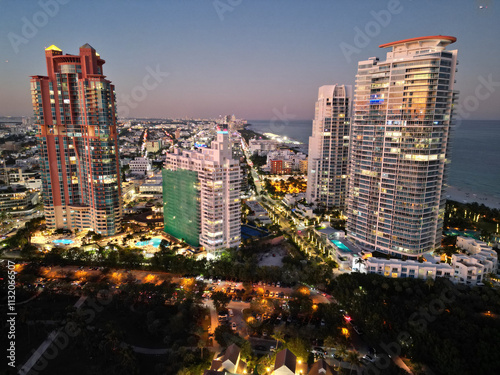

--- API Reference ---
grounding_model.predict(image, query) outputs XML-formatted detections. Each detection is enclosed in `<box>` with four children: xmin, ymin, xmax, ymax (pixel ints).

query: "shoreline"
<box><xmin>243</xmin><ymin>124</ymin><xmax>499</xmax><ymax>209</ymax></box>
<box><xmin>445</xmin><ymin>185</ymin><xmax>500</xmax><ymax>210</ymax></box>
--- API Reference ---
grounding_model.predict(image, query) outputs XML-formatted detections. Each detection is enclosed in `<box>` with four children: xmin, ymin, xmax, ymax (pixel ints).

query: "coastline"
<box><xmin>243</xmin><ymin>123</ymin><xmax>499</xmax><ymax>210</ymax></box>
<box><xmin>445</xmin><ymin>185</ymin><xmax>500</xmax><ymax>210</ymax></box>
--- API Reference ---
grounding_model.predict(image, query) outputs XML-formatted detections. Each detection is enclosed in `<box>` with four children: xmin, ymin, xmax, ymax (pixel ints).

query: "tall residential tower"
<box><xmin>31</xmin><ymin>44</ymin><xmax>122</xmax><ymax>235</ymax></box>
<box><xmin>347</xmin><ymin>36</ymin><xmax>459</xmax><ymax>257</ymax></box>
<box><xmin>306</xmin><ymin>85</ymin><xmax>352</xmax><ymax>210</ymax></box>
<box><xmin>163</xmin><ymin>130</ymin><xmax>241</xmax><ymax>258</ymax></box>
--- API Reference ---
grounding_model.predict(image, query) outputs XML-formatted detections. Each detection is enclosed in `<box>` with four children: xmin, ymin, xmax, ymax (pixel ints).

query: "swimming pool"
<box><xmin>135</xmin><ymin>238</ymin><xmax>162</xmax><ymax>248</ymax></box>
<box><xmin>241</xmin><ymin>225</ymin><xmax>268</xmax><ymax>240</ymax></box>
<box><xmin>52</xmin><ymin>239</ymin><xmax>74</xmax><ymax>245</ymax></box>
<box><xmin>330</xmin><ymin>239</ymin><xmax>352</xmax><ymax>253</ymax></box>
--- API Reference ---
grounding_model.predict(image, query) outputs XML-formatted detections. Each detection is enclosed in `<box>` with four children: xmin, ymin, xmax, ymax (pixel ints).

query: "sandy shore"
<box><xmin>445</xmin><ymin>185</ymin><xmax>500</xmax><ymax>210</ymax></box>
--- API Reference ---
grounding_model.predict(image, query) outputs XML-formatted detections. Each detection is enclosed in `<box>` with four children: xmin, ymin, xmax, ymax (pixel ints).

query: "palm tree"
<box><xmin>354</xmin><ymin>257</ymin><xmax>365</xmax><ymax>271</ymax></box>
<box><xmin>271</xmin><ymin>328</ymin><xmax>285</xmax><ymax>350</ymax></box>
<box><xmin>346</xmin><ymin>351</ymin><xmax>362</xmax><ymax>374</ymax></box>
<box><xmin>335</xmin><ymin>343</ymin><xmax>348</xmax><ymax>361</ymax></box>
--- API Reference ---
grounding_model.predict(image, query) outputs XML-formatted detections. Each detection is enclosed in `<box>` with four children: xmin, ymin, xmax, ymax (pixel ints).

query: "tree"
<box><xmin>211</xmin><ymin>291</ymin><xmax>231</xmax><ymax>311</ymax></box>
<box><xmin>346</xmin><ymin>351</ymin><xmax>362</xmax><ymax>374</ymax></box>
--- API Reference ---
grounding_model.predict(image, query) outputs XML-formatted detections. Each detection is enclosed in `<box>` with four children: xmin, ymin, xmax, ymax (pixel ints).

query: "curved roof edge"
<box><xmin>379</xmin><ymin>35</ymin><xmax>457</xmax><ymax>48</ymax></box>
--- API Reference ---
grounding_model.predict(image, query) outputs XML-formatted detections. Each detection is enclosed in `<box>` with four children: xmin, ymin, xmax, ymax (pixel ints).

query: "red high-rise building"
<box><xmin>31</xmin><ymin>44</ymin><xmax>122</xmax><ymax>235</ymax></box>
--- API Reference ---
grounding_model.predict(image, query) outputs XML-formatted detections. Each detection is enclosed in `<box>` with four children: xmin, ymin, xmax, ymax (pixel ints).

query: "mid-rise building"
<box><xmin>146</xmin><ymin>140</ymin><xmax>162</xmax><ymax>153</ymax></box>
<box><xmin>31</xmin><ymin>44</ymin><xmax>122</xmax><ymax>235</ymax></box>
<box><xmin>0</xmin><ymin>185</ymin><xmax>39</xmax><ymax>216</ymax></box>
<box><xmin>347</xmin><ymin>36</ymin><xmax>459</xmax><ymax>257</ymax></box>
<box><xmin>306</xmin><ymin>85</ymin><xmax>352</xmax><ymax>210</ymax></box>
<box><xmin>266</xmin><ymin>149</ymin><xmax>307</xmax><ymax>174</ymax></box>
<box><xmin>129</xmin><ymin>157</ymin><xmax>152</xmax><ymax>176</ymax></box>
<box><xmin>163</xmin><ymin>130</ymin><xmax>241</xmax><ymax>257</ymax></box>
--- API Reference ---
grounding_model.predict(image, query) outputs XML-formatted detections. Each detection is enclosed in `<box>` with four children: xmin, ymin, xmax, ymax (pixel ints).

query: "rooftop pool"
<box><xmin>52</xmin><ymin>239</ymin><xmax>74</xmax><ymax>245</ymax></box>
<box><xmin>330</xmin><ymin>239</ymin><xmax>352</xmax><ymax>253</ymax></box>
<box><xmin>135</xmin><ymin>238</ymin><xmax>162</xmax><ymax>248</ymax></box>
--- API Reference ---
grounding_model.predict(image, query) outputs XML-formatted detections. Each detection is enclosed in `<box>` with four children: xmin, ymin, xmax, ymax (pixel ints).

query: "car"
<box><xmin>228</xmin><ymin>309</ymin><xmax>234</xmax><ymax>317</ymax></box>
<box><xmin>313</xmin><ymin>347</ymin><xmax>327</xmax><ymax>356</ymax></box>
<box><xmin>231</xmin><ymin>322</ymin><xmax>237</xmax><ymax>331</ymax></box>
<box><xmin>269</xmin><ymin>291</ymin><xmax>274</xmax><ymax>298</ymax></box>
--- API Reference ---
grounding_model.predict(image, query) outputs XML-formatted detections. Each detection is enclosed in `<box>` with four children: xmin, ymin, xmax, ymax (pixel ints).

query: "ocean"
<box><xmin>247</xmin><ymin>119</ymin><xmax>500</xmax><ymax>199</ymax></box>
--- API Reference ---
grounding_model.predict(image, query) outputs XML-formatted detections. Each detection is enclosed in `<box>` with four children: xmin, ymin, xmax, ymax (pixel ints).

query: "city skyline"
<box><xmin>1</xmin><ymin>0</ymin><xmax>499</xmax><ymax>120</ymax></box>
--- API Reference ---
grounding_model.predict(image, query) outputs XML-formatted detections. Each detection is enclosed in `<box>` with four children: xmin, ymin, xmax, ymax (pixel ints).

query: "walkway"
<box><xmin>18</xmin><ymin>296</ymin><xmax>87</xmax><ymax>375</ymax></box>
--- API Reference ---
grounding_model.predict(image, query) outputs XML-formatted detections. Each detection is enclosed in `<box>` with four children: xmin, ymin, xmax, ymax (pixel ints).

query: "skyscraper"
<box><xmin>31</xmin><ymin>44</ymin><xmax>122</xmax><ymax>235</ymax></box>
<box><xmin>306</xmin><ymin>85</ymin><xmax>352</xmax><ymax>210</ymax></box>
<box><xmin>163</xmin><ymin>130</ymin><xmax>241</xmax><ymax>257</ymax></box>
<box><xmin>347</xmin><ymin>36</ymin><xmax>459</xmax><ymax>257</ymax></box>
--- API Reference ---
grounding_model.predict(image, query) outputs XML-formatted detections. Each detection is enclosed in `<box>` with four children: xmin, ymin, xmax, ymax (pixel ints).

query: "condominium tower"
<box><xmin>306</xmin><ymin>85</ymin><xmax>352</xmax><ymax>210</ymax></box>
<box><xmin>347</xmin><ymin>36</ymin><xmax>459</xmax><ymax>257</ymax></box>
<box><xmin>31</xmin><ymin>44</ymin><xmax>122</xmax><ymax>235</ymax></box>
<box><xmin>163</xmin><ymin>130</ymin><xmax>241</xmax><ymax>257</ymax></box>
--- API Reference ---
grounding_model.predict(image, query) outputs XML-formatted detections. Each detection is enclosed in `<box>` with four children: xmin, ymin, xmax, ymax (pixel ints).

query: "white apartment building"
<box><xmin>129</xmin><ymin>157</ymin><xmax>152</xmax><ymax>175</ymax></box>
<box><xmin>306</xmin><ymin>84</ymin><xmax>352</xmax><ymax>210</ymax></box>
<box><xmin>362</xmin><ymin>252</ymin><xmax>494</xmax><ymax>286</ymax></box>
<box><xmin>164</xmin><ymin>130</ymin><xmax>241</xmax><ymax>257</ymax></box>
<box><xmin>363</xmin><ymin>257</ymin><xmax>453</xmax><ymax>280</ymax></box>
<box><xmin>248</xmin><ymin>139</ymin><xmax>279</xmax><ymax>156</ymax></box>
<box><xmin>347</xmin><ymin>36</ymin><xmax>459</xmax><ymax>257</ymax></box>
<box><xmin>456</xmin><ymin>236</ymin><xmax>491</xmax><ymax>254</ymax></box>
<box><xmin>456</xmin><ymin>236</ymin><xmax>498</xmax><ymax>274</ymax></box>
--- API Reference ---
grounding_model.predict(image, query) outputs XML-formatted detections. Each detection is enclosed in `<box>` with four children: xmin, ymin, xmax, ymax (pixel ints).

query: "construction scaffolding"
<box><xmin>162</xmin><ymin>168</ymin><xmax>200</xmax><ymax>247</ymax></box>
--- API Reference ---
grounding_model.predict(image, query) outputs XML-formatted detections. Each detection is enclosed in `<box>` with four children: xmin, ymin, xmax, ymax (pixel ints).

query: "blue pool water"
<box><xmin>52</xmin><ymin>239</ymin><xmax>74</xmax><ymax>245</ymax></box>
<box><xmin>135</xmin><ymin>238</ymin><xmax>162</xmax><ymax>248</ymax></box>
<box><xmin>241</xmin><ymin>225</ymin><xmax>268</xmax><ymax>240</ymax></box>
<box><xmin>330</xmin><ymin>239</ymin><xmax>352</xmax><ymax>253</ymax></box>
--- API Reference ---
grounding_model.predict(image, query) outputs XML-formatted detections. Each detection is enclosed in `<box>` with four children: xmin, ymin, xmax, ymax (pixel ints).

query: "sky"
<box><xmin>0</xmin><ymin>0</ymin><xmax>499</xmax><ymax>120</ymax></box>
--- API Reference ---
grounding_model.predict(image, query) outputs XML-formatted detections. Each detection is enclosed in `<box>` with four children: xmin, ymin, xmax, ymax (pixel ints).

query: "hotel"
<box><xmin>347</xmin><ymin>36</ymin><xmax>459</xmax><ymax>257</ymax></box>
<box><xmin>31</xmin><ymin>44</ymin><xmax>122</xmax><ymax>235</ymax></box>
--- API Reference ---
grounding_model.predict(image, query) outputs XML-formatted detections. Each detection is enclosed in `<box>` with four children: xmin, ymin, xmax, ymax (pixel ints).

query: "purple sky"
<box><xmin>1</xmin><ymin>0</ymin><xmax>499</xmax><ymax>120</ymax></box>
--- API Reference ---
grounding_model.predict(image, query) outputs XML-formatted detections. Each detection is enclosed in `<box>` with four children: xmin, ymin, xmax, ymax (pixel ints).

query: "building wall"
<box><xmin>347</xmin><ymin>36</ymin><xmax>459</xmax><ymax>256</ymax></box>
<box><xmin>306</xmin><ymin>85</ymin><xmax>352</xmax><ymax>210</ymax></box>
<box><xmin>163</xmin><ymin>131</ymin><xmax>241</xmax><ymax>257</ymax></box>
<box><xmin>162</xmin><ymin>169</ymin><xmax>200</xmax><ymax>247</ymax></box>
<box><xmin>31</xmin><ymin>44</ymin><xmax>122</xmax><ymax>235</ymax></box>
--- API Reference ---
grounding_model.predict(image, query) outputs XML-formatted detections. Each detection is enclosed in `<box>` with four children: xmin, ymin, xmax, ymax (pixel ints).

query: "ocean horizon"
<box><xmin>247</xmin><ymin>119</ymin><xmax>500</xmax><ymax>201</ymax></box>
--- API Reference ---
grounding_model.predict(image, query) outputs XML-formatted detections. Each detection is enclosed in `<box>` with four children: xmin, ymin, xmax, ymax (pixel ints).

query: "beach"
<box><xmin>445</xmin><ymin>185</ymin><xmax>500</xmax><ymax>210</ymax></box>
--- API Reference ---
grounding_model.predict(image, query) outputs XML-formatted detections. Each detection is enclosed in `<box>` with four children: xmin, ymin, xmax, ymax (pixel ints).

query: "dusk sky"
<box><xmin>1</xmin><ymin>0</ymin><xmax>499</xmax><ymax>120</ymax></box>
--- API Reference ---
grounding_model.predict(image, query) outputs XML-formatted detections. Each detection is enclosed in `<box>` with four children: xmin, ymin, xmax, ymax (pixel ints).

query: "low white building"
<box><xmin>246</xmin><ymin>200</ymin><xmax>271</xmax><ymax>224</ymax></box>
<box><xmin>457</xmin><ymin>236</ymin><xmax>491</xmax><ymax>254</ymax></box>
<box><xmin>363</xmin><ymin>257</ymin><xmax>453</xmax><ymax>281</ymax></box>
<box><xmin>456</xmin><ymin>236</ymin><xmax>498</xmax><ymax>274</ymax></box>
<box><xmin>129</xmin><ymin>157</ymin><xmax>152</xmax><ymax>175</ymax></box>
<box><xmin>248</xmin><ymin>139</ymin><xmax>278</xmax><ymax>156</ymax></box>
<box><xmin>361</xmin><ymin>252</ymin><xmax>496</xmax><ymax>286</ymax></box>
